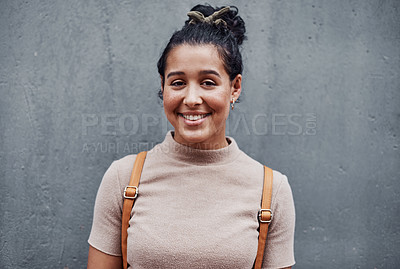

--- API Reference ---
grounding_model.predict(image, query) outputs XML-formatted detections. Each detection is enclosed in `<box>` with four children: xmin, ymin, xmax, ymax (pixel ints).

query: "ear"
<box><xmin>230</xmin><ymin>74</ymin><xmax>242</xmax><ymax>101</ymax></box>
<box><xmin>160</xmin><ymin>75</ymin><xmax>165</xmax><ymax>93</ymax></box>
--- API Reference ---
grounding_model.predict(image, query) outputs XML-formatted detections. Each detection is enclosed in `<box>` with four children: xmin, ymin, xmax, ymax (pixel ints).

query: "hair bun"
<box><xmin>186</xmin><ymin>5</ymin><xmax>246</xmax><ymax>46</ymax></box>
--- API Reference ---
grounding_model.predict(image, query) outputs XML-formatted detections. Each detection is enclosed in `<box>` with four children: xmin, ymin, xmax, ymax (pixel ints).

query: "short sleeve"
<box><xmin>88</xmin><ymin>161</ymin><xmax>124</xmax><ymax>256</ymax></box>
<box><xmin>262</xmin><ymin>172</ymin><xmax>296</xmax><ymax>269</ymax></box>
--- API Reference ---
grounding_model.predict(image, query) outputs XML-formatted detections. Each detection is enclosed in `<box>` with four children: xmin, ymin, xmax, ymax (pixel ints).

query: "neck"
<box><xmin>172</xmin><ymin>132</ymin><xmax>229</xmax><ymax>150</ymax></box>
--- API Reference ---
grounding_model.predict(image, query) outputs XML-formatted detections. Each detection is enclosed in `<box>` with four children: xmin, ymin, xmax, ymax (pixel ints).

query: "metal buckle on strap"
<box><xmin>258</xmin><ymin>209</ymin><xmax>273</xmax><ymax>223</ymax></box>
<box><xmin>124</xmin><ymin>186</ymin><xmax>138</xmax><ymax>199</ymax></box>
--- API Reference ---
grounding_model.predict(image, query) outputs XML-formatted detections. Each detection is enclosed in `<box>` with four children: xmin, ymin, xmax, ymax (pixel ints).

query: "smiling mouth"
<box><xmin>178</xmin><ymin>113</ymin><xmax>211</xmax><ymax>121</ymax></box>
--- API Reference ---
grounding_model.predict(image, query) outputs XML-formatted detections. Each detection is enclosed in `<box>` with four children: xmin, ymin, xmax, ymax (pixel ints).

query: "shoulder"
<box><xmin>102</xmin><ymin>154</ymin><xmax>138</xmax><ymax>191</ymax></box>
<box><xmin>235</xmin><ymin>148</ymin><xmax>290</xmax><ymax>185</ymax></box>
<box><xmin>270</xmin><ymin>170</ymin><xmax>292</xmax><ymax>206</ymax></box>
<box><xmin>235</xmin><ymin>149</ymin><xmax>293</xmax><ymax>199</ymax></box>
<box><xmin>112</xmin><ymin>154</ymin><xmax>137</xmax><ymax>172</ymax></box>
<box><xmin>271</xmin><ymin>169</ymin><xmax>290</xmax><ymax>190</ymax></box>
<box><xmin>235</xmin><ymin>147</ymin><xmax>292</xmax><ymax>199</ymax></box>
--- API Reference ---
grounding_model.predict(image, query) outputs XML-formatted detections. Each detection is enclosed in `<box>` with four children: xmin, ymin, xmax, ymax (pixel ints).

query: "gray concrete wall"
<box><xmin>1</xmin><ymin>0</ymin><xmax>399</xmax><ymax>268</ymax></box>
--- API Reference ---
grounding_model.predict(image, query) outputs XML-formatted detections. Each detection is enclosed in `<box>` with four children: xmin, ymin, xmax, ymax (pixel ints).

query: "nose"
<box><xmin>183</xmin><ymin>83</ymin><xmax>202</xmax><ymax>107</ymax></box>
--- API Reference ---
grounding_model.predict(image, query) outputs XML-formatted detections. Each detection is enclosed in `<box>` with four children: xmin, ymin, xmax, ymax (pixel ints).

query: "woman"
<box><xmin>87</xmin><ymin>4</ymin><xmax>295</xmax><ymax>269</ymax></box>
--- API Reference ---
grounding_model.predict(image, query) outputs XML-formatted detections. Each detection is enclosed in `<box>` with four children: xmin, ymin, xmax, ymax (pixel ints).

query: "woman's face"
<box><xmin>162</xmin><ymin>44</ymin><xmax>242</xmax><ymax>150</ymax></box>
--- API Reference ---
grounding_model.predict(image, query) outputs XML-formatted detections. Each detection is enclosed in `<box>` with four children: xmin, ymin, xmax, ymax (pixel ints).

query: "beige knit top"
<box><xmin>88</xmin><ymin>131</ymin><xmax>295</xmax><ymax>268</ymax></box>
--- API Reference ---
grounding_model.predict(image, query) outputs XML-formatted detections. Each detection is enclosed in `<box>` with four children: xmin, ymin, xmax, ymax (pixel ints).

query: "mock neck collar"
<box><xmin>153</xmin><ymin>131</ymin><xmax>241</xmax><ymax>166</ymax></box>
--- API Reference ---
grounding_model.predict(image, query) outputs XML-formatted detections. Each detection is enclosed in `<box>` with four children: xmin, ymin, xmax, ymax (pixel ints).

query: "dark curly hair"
<box><xmin>157</xmin><ymin>4</ymin><xmax>246</xmax><ymax>99</ymax></box>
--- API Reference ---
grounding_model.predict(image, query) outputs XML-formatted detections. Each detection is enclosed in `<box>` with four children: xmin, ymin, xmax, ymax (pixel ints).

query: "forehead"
<box><xmin>165</xmin><ymin>44</ymin><xmax>226</xmax><ymax>75</ymax></box>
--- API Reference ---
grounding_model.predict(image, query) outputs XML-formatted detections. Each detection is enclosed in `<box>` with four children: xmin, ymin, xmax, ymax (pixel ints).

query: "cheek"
<box><xmin>206</xmin><ymin>92</ymin><xmax>230</xmax><ymax>112</ymax></box>
<box><xmin>163</xmin><ymin>91</ymin><xmax>180</xmax><ymax>114</ymax></box>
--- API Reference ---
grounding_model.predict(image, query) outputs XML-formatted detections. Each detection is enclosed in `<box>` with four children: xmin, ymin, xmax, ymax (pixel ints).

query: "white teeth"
<box><xmin>182</xmin><ymin>114</ymin><xmax>207</xmax><ymax>121</ymax></box>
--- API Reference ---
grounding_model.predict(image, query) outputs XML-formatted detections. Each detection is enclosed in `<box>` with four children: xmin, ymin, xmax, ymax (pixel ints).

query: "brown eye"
<box><xmin>171</xmin><ymin>80</ymin><xmax>185</xmax><ymax>87</ymax></box>
<box><xmin>202</xmin><ymin>80</ymin><xmax>216</xmax><ymax>87</ymax></box>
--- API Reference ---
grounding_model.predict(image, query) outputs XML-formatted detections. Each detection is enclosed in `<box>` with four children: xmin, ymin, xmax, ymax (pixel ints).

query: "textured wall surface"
<box><xmin>1</xmin><ymin>0</ymin><xmax>399</xmax><ymax>268</ymax></box>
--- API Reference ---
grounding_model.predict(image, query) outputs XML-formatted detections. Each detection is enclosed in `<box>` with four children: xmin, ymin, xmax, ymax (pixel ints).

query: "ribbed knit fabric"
<box><xmin>88</xmin><ymin>131</ymin><xmax>295</xmax><ymax>268</ymax></box>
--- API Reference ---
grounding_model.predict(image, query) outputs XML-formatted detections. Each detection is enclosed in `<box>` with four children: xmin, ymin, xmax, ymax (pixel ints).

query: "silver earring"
<box><xmin>231</xmin><ymin>98</ymin><xmax>235</xmax><ymax>110</ymax></box>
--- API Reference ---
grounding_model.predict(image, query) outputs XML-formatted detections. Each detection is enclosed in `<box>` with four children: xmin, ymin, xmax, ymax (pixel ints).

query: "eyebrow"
<box><xmin>166</xmin><ymin>70</ymin><xmax>221</xmax><ymax>79</ymax></box>
<box><xmin>166</xmin><ymin>71</ymin><xmax>185</xmax><ymax>79</ymax></box>
<box><xmin>199</xmin><ymin>70</ymin><xmax>221</xmax><ymax>78</ymax></box>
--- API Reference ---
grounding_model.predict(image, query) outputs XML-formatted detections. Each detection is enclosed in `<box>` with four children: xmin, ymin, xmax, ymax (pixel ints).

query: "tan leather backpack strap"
<box><xmin>121</xmin><ymin>151</ymin><xmax>147</xmax><ymax>269</ymax></box>
<box><xmin>254</xmin><ymin>166</ymin><xmax>273</xmax><ymax>269</ymax></box>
